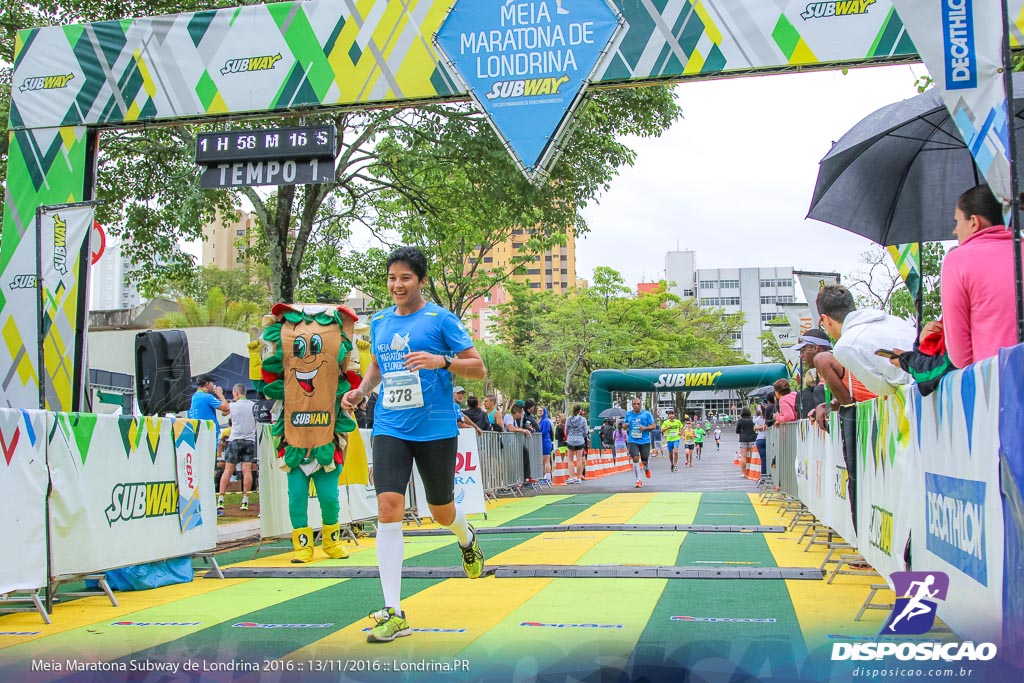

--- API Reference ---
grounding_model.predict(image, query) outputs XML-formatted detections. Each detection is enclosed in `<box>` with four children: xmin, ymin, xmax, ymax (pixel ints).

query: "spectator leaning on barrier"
<box><xmin>817</xmin><ymin>284</ymin><xmax>916</xmax><ymax>397</ymax></box>
<box><xmin>941</xmin><ymin>184</ymin><xmax>1024</xmax><ymax>367</ymax></box>
<box><xmin>483</xmin><ymin>395</ymin><xmax>503</xmax><ymax>432</ymax></box>
<box><xmin>462</xmin><ymin>395</ymin><xmax>491</xmax><ymax>433</ymax></box>
<box><xmin>793</xmin><ymin>328</ymin><xmax>831</xmax><ymax>417</ymax></box>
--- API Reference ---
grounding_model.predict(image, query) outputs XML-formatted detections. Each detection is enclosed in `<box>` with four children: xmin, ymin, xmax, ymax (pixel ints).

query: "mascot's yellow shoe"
<box><xmin>321</xmin><ymin>523</ymin><xmax>350</xmax><ymax>559</ymax></box>
<box><xmin>291</xmin><ymin>527</ymin><xmax>314</xmax><ymax>564</ymax></box>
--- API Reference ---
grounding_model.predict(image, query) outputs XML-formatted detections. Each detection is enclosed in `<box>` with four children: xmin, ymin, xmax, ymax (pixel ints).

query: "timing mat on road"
<box><xmin>0</xmin><ymin>493</ymin><xmax>934</xmax><ymax>681</ymax></box>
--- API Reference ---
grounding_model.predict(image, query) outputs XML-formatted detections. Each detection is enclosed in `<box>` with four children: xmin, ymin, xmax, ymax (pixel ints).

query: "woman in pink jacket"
<box><xmin>941</xmin><ymin>185</ymin><xmax>1024</xmax><ymax>368</ymax></box>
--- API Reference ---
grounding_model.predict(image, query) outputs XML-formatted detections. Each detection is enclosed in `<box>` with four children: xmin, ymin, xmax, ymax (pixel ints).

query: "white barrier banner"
<box><xmin>413</xmin><ymin>429</ymin><xmax>486</xmax><ymax>519</ymax></box>
<box><xmin>856</xmin><ymin>391</ymin><xmax>915</xmax><ymax>578</ymax></box>
<box><xmin>0</xmin><ymin>409</ymin><xmax>49</xmax><ymax>593</ymax></box>
<box><xmin>257</xmin><ymin>427</ymin><xmax>355</xmax><ymax>540</ymax></box>
<box><xmin>911</xmin><ymin>359</ymin><xmax>1004</xmax><ymax>643</ymax></box>
<box><xmin>794</xmin><ymin>413</ymin><xmax>860</xmax><ymax>548</ymax></box>
<box><xmin>258</xmin><ymin>427</ymin><xmax>492</xmax><ymax>536</ymax></box>
<box><xmin>47</xmin><ymin>413</ymin><xmax>217</xmax><ymax>577</ymax></box>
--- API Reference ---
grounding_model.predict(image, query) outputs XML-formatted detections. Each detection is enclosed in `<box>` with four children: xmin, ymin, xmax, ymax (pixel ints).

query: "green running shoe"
<box><xmin>366</xmin><ymin>607</ymin><xmax>410</xmax><ymax>643</ymax></box>
<box><xmin>460</xmin><ymin>527</ymin><xmax>484</xmax><ymax>579</ymax></box>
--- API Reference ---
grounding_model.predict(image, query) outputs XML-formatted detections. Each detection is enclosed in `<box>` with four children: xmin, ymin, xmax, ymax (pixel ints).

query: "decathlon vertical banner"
<box><xmin>36</xmin><ymin>204</ymin><xmax>92</xmax><ymax>413</ymax></box>
<box><xmin>911</xmin><ymin>358</ymin><xmax>1004</xmax><ymax>643</ymax></box>
<box><xmin>855</xmin><ymin>391</ymin><xmax>916</xmax><ymax>578</ymax></box>
<box><xmin>413</xmin><ymin>428</ymin><xmax>486</xmax><ymax>518</ymax></box>
<box><xmin>0</xmin><ymin>409</ymin><xmax>49</xmax><ymax>593</ymax></box>
<box><xmin>887</xmin><ymin>243</ymin><xmax>922</xmax><ymax>299</ymax></box>
<box><xmin>998</xmin><ymin>344</ymin><xmax>1024</xmax><ymax>657</ymax></box>
<box><xmin>892</xmin><ymin>0</ymin><xmax>1010</xmax><ymax>204</ymax></box>
<box><xmin>433</xmin><ymin>0</ymin><xmax>622</xmax><ymax>181</ymax></box>
<box><xmin>794</xmin><ymin>271</ymin><xmax>840</xmax><ymax>325</ymax></box>
<box><xmin>47</xmin><ymin>414</ymin><xmax>217</xmax><ymax>577</ymax></box>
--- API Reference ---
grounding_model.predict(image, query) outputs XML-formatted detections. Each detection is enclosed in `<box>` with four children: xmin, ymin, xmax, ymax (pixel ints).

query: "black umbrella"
<box><xmin>808</xmin><ymin>72</ymin><xmax>1024</xmax><ymax>246</ymax></box>
<box><xmin>598</xmin><ymin>406</ymin><xmax>627</xmax><ymax>419</ymax></box>
<box><xmin>748</xmin><ymin>385</ymin><xmax>776</xmax><ymax>400</ymax></box>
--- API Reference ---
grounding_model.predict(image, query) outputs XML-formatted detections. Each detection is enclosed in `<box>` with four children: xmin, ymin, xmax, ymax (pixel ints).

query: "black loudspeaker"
<box><xmin>135</xmin><ymin>330</ymin><xmax>192</xmax><ymax>415</ymax></box>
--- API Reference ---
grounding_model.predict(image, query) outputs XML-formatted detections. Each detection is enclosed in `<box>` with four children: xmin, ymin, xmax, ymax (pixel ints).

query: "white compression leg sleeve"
<box><xmin>376</xmin><ymin>521</ymin><xmax>405</xmax><ymax>614</ymax></box>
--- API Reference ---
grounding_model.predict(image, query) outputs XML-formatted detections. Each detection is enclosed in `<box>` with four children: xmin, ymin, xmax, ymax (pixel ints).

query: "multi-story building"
<box><xmin>467</xmin><ymin>225</ymin><xmax>577</xmax><ymax>340</ymax></box>
<box><xmin>201</xmin><ymin>209</ymin><xmax>257</xmax><ymax>270</ymax></box>
<box><xmin>89</xmin><ymin>242</ymin><xmax>145</xmax><ymax>310</ymax></box>
<box><xmin>484</xmin><ymin>227</ymin><xmax>577</xmax><ymax>293</ymax></box>
<box><xmin>664</xmin><ymin>250</ymin><xmax>795</xmax><ymax>364</ymax></box>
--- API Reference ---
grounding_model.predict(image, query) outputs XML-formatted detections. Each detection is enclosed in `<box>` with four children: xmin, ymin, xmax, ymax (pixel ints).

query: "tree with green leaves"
<box><xmin>156</xmin><ymin>286</ymin><xmax>262</xmax><ymax>332</ymax></box>
<box><xmin>494</xmin><ymin>271</ymin><xmax>746</xmax><ymax>411</ymax></box>
<box><xmin>848</xmin><ymin>244</ymin><xmax>944</xmax><ymax>323</ymax></box>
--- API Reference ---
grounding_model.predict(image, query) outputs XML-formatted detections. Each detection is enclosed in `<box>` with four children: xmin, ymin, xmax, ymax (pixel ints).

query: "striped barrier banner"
<box><xmin>0</xmin><ymin>409</ymin><xmax>48</xmax><ymax>593</ymax></box>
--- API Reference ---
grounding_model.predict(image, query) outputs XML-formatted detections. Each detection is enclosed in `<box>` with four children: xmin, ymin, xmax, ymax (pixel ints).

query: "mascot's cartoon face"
<box><xmin>284</xmin><ymin>320</ymin><xmax>337</xmax><ymax>397</ymax></box>
<box><xmin>280</xmin><ymin>319</ymin><xmax>342</xmax><ymax>446</ymax></box>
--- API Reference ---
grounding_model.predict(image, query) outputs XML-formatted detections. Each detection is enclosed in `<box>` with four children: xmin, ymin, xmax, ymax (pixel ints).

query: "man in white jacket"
<box><xmin>816</xmin><ymin>285</ymin><xmax>916</xmax><ymax>397</ymax></box>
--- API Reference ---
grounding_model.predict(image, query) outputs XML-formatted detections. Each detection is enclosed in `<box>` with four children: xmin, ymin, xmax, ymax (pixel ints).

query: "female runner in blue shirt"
<box><xmin>342</xmin><ymin>246</ymin><xmax>486</xmax><ymax>644</ymax></box>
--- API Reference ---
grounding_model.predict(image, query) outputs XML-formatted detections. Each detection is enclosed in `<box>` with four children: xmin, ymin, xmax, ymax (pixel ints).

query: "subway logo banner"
<box><xmin>47</xmin><ymin>414</ymin><xmax>217</xmax><ymax>577</ymax></box>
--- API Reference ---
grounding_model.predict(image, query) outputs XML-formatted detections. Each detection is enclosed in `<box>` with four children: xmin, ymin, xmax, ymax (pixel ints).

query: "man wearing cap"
<box><xmin>791</xmin><ymin>329</ymin><xmax>832</xmax><ymax>418</ymax></box>
<box><xmin>452</xmin><ymin>386</ymin><xmax>479</xmax><ymax>434</ymax></box>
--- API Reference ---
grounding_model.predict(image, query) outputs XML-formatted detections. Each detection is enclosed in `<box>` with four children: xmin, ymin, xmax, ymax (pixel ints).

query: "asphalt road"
<box><xmin>552</xmin><ymin>427</ymin><xmax>758</xmax><ymax>495</ymax></box>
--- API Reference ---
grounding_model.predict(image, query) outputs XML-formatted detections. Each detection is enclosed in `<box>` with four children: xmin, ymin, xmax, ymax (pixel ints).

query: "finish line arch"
<box><xmin>2</xmin><ymin>0</ymin><xmax>1018</xmax><ymax>410</ymax></box>
<box><xmin>588</xmin><ymin>364</ymin><xmax>788</xmax><ymax>428</ymax></box>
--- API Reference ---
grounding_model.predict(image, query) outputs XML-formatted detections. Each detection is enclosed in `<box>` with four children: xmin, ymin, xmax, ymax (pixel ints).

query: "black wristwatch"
<box><xmin>442</xmin><ymin>354</ymin><xmax>455</xmax><ymax>370</ymax></box>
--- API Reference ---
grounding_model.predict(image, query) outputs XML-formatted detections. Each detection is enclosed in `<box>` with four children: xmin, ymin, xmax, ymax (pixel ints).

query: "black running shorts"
<box><xmin>627</xmin><ymin>442</ymin><xmax>651</xmax><ymax>463</ymax></box>
<box><xmin>371</xmin><ymin>434</ymin><xmax>458</xmax><ymax>506</ymax></box>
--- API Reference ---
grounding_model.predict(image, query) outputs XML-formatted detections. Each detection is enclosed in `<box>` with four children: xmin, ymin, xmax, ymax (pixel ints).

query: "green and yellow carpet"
<box><xmin>0</xmin><ymin>493</ymin><xmax>1000</xmax><ymax>682</ymax></box>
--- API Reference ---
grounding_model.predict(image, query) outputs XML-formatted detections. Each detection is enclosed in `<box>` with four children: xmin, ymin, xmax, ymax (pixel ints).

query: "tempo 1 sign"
<box><xmin>195</xmin><ymin>124</ymin><xmax>336</xmax><ymax>188</ymax></box>
<box><xmin>199</xmin><ymin>158</ymin><xmax>335</xmax><ymax>188</ymax></box>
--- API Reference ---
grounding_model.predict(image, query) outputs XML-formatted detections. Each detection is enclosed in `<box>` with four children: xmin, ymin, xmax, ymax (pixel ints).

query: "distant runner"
<box><xmin>661</xmin><ymin>410</ymin><xmax>683</xmax><ymax>473</ymax></box>
<box><xmin>713</xmin><ymin>427</ymin><xmax>722</xmax><ymax>451</ymax></box>
<box><xmin>682</xmin><ymin>422</ymin><xmax>696</xmax><ymax>468</ymax></box>
<box><xmin>624</xmin><ymin>397</ymin><xmax>656</xmax><ymax>487</ymax></box>
<box><xmin>693</xmin><ymin>424</ymin><xmax>705</xmax><ymax>460</ymax></box>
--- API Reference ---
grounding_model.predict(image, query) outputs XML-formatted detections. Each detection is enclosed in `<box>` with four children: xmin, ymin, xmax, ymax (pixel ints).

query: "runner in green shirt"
<box><xmin>694</xmin><ymin>426</ymin><xmax>706</xmax><ymax>460</ymax></box>
<box><xmin>660</xmin><ymin>409</ymin><xmax>683</xmax><ymax>473</ymax></box>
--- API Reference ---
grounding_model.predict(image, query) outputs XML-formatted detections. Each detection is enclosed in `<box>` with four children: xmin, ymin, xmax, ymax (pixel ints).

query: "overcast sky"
<box><xmin>575</xmin><ymin>63</ymin><xmax>931</xmax><ymax>295</ymax></box>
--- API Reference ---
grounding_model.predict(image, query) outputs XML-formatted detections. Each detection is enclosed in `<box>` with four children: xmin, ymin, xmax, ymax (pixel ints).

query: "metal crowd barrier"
<box><xmin>768</xmin><ymin>422</ymin><xmax>799</xmax><ymax>498</ymax></box>
<box><xmin>477</xmin><ymin>431</ymin><xmax>546</xmax><ymax>498</ymax></box>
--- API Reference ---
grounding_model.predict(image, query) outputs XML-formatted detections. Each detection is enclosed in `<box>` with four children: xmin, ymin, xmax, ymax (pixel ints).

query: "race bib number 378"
<box><xmin>382</xmin><ymin>371</ymin><xmax>424</xmax><ymax>411</ymax></box>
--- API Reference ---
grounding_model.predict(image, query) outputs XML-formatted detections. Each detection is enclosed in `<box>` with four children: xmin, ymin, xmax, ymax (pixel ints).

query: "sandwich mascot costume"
<box><xmin>249</xmin><ymin>303</ymin><xmax>364</xmax><ymax>563</ymax></box>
